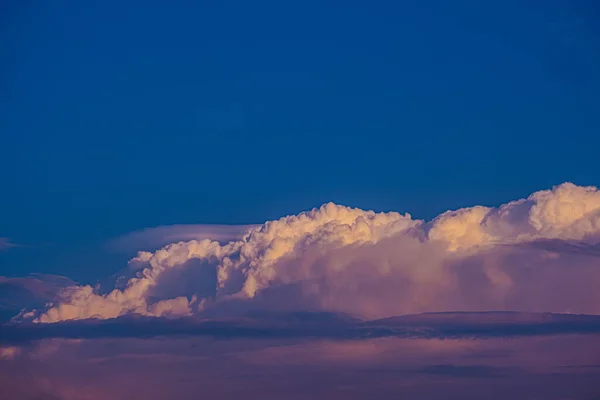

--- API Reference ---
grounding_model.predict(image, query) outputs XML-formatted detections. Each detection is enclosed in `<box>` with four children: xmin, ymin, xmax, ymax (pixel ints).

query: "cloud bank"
<box><xmin>21</xmin><ymin>183</ymin><xmax>600</xmax><ymax>323</ymax></box>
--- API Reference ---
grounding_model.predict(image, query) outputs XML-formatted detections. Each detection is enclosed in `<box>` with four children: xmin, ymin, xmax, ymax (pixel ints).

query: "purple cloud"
<box><xmin>1</xmin><ymin>330</ymin><xmax>599</xmax><ymax>399</ymax></box>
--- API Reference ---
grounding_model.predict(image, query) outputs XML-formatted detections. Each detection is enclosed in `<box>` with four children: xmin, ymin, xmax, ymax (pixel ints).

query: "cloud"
<box><xmin>106</xmin><ymin>224</ymin><xmax>258</xmax><ymax>253</ymax></box>
<box><xmin>413</xmin><ymin>364</ymin><xmax>517</xmax><ymax>378</ymax></box>
<box><xmin>0</xmin><ymin>346</ymin><xmax>20</xmax><ymax>360</ymax></box>
<box><xmin>17</xmin><ymin>182</ymin><xmax>600</xmax><ymax>323</ymax></box>
<box><xmin>2</xmin><ymin>311</ymin><xmax>600</xmax><ymax>345</ymax></box>
<box><xmin>1</xmin><ymin>323</ymin><xmax>599</xmax><ymax>400</ymax></box>
<box><xmin>0</xmin><ymin>274</ymin><xmax>76</xmax><ymax>323</ymax></box>
<box><xmin>0</xmin><ymin>237</ymin><xmax>17</xmax><ymax>251</ymax></box>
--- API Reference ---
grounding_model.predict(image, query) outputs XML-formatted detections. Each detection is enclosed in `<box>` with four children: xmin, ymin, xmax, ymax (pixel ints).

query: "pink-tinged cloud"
<box><xmin>21</xmin><ymin>182</ymin><xmax>600</xmax><ymax>323</ymax></box>
<box><xmin>0</xmin><ymin>346</ymin><xmax>20</xmax><ymax>360</ymax></box>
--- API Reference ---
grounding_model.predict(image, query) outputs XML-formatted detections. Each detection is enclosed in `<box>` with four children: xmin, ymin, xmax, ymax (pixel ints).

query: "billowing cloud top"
<box><xmin>25</xmin><ymin>183</ymin><xmax>600</xmax><ymax>323</ymax></box>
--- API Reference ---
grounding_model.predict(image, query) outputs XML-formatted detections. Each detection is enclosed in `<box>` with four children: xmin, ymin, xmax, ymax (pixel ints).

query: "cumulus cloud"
<box><xmin>22</xmin><ymin>183</ymin><xmax>600</xmax><ymax>323</ymax></box>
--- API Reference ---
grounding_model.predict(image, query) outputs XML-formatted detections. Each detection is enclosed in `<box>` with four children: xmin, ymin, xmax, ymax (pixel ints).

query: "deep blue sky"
<box><xmin>1</xmin><ymin>1</ymin><xmax>599</xmax><ymax>278</ymax></box>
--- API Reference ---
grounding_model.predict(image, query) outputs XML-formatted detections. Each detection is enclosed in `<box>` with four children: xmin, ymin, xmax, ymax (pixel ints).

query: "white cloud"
<box><xmin>28</xmin><ymin>183</ymin><xmax>600</xmax><ymax>323</ymax></box>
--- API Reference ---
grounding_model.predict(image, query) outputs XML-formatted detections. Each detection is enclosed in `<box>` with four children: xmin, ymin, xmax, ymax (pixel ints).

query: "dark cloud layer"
<box><xmin>2</xmin><ymin>311</ymin><xmax>600</xmax><ymax>346</ymax></box>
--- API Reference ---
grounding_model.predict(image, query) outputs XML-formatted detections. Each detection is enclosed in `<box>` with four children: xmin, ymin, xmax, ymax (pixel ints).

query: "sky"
<box><xmin>1</xmin><ymin>1</ymin><xmax>600</xmax><ymax>399</ymax></box>
<box><xmin>1</xmin><ymin>1</ymin><xmax>599</xmax><ymax>248</ymax></box>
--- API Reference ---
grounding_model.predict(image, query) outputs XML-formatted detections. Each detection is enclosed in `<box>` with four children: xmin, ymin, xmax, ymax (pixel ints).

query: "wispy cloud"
<box><xmin>0</xmin><ymin>238</ymin><xmax>17</xmax><ymax>251</ymax></box>
<box><xmin>105</xmin><ymin>224</ymin><xmax>258</xmax><ymax>253</ymax></box>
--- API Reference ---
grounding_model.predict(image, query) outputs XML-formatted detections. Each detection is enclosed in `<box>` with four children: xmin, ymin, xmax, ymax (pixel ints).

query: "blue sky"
<box><xmin>1</xmin><ymin>0</ymin><xmax>599</xmax><ymax>279</ymax></box>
